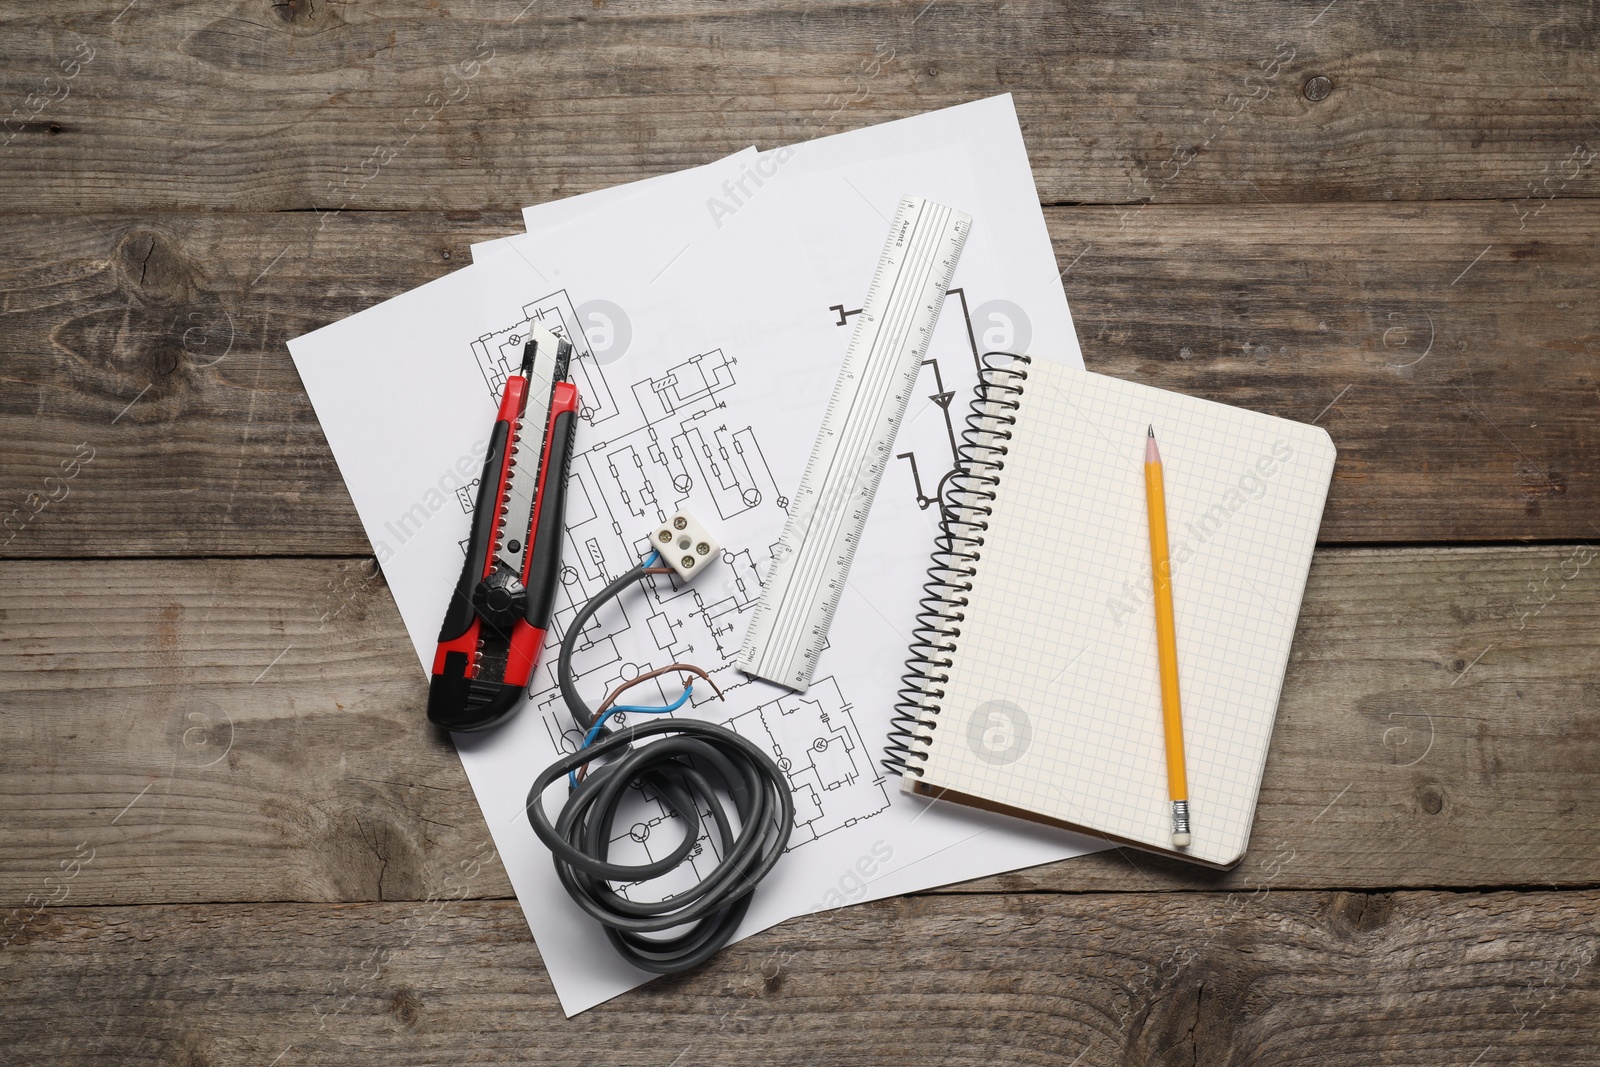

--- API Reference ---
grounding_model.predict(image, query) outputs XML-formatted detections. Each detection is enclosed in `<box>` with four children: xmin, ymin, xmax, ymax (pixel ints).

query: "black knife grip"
<box><xmin>437</xmin><ymin>420</ymin><xmax>509</xmax><ymax>642</ymax></box>
<box><xmin>525</xmin><ymin>408</ymin><xmax>577</xmax><ymax>630</ymax></box>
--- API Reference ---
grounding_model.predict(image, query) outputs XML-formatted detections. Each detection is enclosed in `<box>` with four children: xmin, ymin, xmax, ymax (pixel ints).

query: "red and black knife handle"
<box><xmin>427</xmin><ymin>380</ymin><xmax>578</xmax><ymax>732</ymax></box>
<box><xmin>426</xmin><ymin>435</ymin><xmax>514</xmax><ymax>728</ymax></box>
<box><xmin>523</xmin><ymin>385</ymin><xmax>580</xmax><ymax>626</ymax></box>
<box><xmin>500</xmin><ymin>388</ymin><xmax>578</xmax><ymax>681</ymax></box>
<box><xmin>427</xmin><ymin>372</ymin><xmax>528</xmax><ymax>730</ymax></box>
<box><xmin>434</xmin><ymin>375</ymin><xmax>528</xmax><ymax>648</ymax></box>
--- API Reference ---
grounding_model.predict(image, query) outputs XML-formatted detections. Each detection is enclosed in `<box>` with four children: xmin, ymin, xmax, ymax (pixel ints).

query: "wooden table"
<box><xmin>4</xmin><ymin>2</ymin><xmax>1598</xmax><ymax>1063</ymax></box>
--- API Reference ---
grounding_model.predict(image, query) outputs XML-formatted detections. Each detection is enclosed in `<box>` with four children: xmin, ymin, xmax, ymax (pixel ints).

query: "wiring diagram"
<box><xmin>466</xmin><ymin>290</ymin><xmax>892</xmax><ymax>891</ymax></box>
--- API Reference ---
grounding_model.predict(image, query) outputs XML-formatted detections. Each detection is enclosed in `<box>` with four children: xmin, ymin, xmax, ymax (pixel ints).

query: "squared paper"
<box><xmin>290</xmin><ymin>97</ymin><xmax>1111</xmax><ymax>1015</ymax></box>
<box><xmin>912</xmin><ymin>360</ymin><xmax>1336</xmax><ymax>867</ymax></box>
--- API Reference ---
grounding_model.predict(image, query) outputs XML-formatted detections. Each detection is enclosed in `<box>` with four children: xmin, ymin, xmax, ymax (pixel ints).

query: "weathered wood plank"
<box><xmin>4</xmin><ymin>892</ymin><xmax>1597</xmax><ymax>1064</ymax></box>
<box><xmin>3</xmin><ymin>202</ymin><xmax>1596</xmax><ymax>558</ymax></box>
<box><xmin>2</xmin><ymin>546</ymin><xmax>1595</xmax><ymax>908</ymax></box>
<box><xmin>0</xmin><ymin>210</ymin><xmax>488</xmax><ymax>560</ymax></box>
<box><xmin>1031</xmin><ymin>201</ymin><xmax>1600</xmax><ymax>543</ymax></box>
<box><xmin>1</xmin><ymin>1</ymin><xmax>1597</xmax><ymax>210</ymax></box>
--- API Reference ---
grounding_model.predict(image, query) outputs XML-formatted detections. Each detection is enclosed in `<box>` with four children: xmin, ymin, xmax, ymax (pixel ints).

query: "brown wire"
<box><xmin>596</xmin><ymin>662</ymin><xmax>723</xmax><ymax>716</ymax></box>
<box><xmin>575</xmin><ymin>663</ymin><xmax>725</xmax><ymax>784</ymax></box>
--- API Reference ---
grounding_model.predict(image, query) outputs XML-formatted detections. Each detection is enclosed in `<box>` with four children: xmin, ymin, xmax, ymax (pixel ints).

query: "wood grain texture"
<box><xmin>2</xmin><ymin>546</ymin><xmax>1595</xmax><ymax>908</ymax></box>
<box><xmin>0</xmin><ymin>210</ymin><xmax>495</xmax><ymax>559</ymax></box>
<box><xmin>3</xmin><ymin>0</ymin><xmax>1598</xmax><ymax>1057</ymax></box>
<box><xmin>3</xmin><ymin>202</ymin><xmax>1596</xmax><ymax>559</ymax></box>
<box><xmin>4</xmin><ymin>892</ymin><xmax>1598</xmax><ymax>1065</ymax></box>
<box><xmin>1</xmin><ymin>1</ymin><xmax>1598</xmax><ymax>211</ymax></box>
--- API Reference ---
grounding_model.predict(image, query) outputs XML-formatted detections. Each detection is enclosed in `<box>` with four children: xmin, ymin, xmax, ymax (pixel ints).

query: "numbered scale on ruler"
<box><xmin>738</xmin><ymin>195</ymin><xmax>971</xmax><ymax>692</ymax></box>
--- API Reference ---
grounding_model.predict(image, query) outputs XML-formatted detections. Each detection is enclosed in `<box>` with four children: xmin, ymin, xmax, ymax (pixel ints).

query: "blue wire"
<box><xmin>565</xmin><ymin>547</ymin><xmax>679</xmax><ymax>787</ymax></box>
<box><xmin>582</xmin><ymin>684</ymin><xmax>694</xmax><ymax>748</ymax></box>
<box><xmin>568</xmin><ymin>684</ymin><xmax>693</xmax><ymax>789</ymax></box>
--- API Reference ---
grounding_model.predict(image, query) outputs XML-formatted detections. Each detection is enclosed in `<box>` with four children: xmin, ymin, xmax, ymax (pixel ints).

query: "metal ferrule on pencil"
<box><xmin>1171</xmin><ymin>800</ymin><xmax>1190</xmax><ymax>837</ymax></box>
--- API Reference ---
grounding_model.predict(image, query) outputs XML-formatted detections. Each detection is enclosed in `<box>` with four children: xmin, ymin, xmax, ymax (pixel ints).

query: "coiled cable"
<box><xmin>526</xmin><ymin>558</ymin><xmax>794</xmax><ymax>973</ymax></box>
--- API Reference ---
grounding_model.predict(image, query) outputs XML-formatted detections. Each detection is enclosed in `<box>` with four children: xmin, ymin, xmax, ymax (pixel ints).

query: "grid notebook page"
<box><xmin>913</xmin><ymin>360</ymin><xmax>1336</xmax><ymax>866</ymax></box>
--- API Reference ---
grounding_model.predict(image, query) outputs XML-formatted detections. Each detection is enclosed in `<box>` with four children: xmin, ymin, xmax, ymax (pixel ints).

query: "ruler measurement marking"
<box><xmin>766</xmin><ymin>200</ymin><xmax>936</xmax><ymax>662</ymax></box>
<box><xmin>764</xmin><ymin>211</ymin><xmax>915</xmax><ymax>647</ymax></box>
<box><xmin>768</xmin><ymin>205</ymin><xmax>946</xmax><ymax>665</ymax></box>
<box><xmin>771</xmin><ymin>205</ymin><xmax>948</xmax><ymax>664</ymax></box>
<box><xmin>740</xmin><ymin>196</ymin><xmax>970</xmax><ymax>691</ymax></box>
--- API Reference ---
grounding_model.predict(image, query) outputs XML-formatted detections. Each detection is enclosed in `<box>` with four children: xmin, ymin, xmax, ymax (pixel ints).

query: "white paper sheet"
<box><xmin>487</xmin><ymin>148</ymin><xmax>760</xmax><ymax>256</ymax></box>
<box><xmin>290</xmin><ymin>96</ymin><xmax>1107</xmax><ymax>1017</ymax></box>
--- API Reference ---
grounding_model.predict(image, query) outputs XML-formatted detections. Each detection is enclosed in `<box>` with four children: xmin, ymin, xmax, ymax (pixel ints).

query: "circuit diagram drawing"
<box><xmin>471</xmin><ymin>289</ymin><xmax>621</xmax><ymax>428</ymax></box>
<box><xmin>465</xmin><ymin>289</ymin><xmax>892</xmax><ymax>893</ymax></box>
<box><xmin>834</xmin><ymin>286</ymin><xmax>984</xmax><ymax>513</ymax></box>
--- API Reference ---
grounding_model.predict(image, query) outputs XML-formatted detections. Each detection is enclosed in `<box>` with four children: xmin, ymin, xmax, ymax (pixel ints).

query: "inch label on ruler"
<box><xmin>739</xmin><ymin>195</ymin><xmax>971</xmax><ymax>692</ymax></box>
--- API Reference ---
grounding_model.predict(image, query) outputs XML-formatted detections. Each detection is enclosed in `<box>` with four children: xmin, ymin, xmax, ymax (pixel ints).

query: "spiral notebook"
<box><xmin>884</xmin><ymin>355</ymin><xmax>1336</xmax><ymax>868</ymax></box>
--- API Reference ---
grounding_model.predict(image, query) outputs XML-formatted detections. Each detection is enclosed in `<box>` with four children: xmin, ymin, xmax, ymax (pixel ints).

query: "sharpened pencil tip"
<box><xmin>1147</xmin><ymin>424</ymin><xmax>1154</xmax><ymax>437</ymax></box>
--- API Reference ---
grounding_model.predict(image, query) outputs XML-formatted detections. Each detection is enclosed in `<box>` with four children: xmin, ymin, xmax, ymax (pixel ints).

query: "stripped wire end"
<box><xmin>564</xmin><ymin>552</ymin><xmax>727</xmax><ymax>789</ymax></box>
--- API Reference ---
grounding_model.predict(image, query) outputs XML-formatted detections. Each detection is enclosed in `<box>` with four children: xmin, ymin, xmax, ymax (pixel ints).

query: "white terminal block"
<box><xmin>652</xmin><ymin>510</ymin><xmax>719</xmax><ymax>580</ymax></box>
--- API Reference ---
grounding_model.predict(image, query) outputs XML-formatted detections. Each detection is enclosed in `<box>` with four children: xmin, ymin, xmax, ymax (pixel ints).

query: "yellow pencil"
<box><xmin>1145</xmin><ymin>425</ymin><xmax>1191</xmax><ymax>847</ymax></box>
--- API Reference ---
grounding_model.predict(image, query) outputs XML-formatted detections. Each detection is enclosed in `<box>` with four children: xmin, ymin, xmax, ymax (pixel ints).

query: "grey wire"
<box><xmin>531</xmin><ymin>563</ymin><xmax>795</xmax><ymax>973</ymax></box>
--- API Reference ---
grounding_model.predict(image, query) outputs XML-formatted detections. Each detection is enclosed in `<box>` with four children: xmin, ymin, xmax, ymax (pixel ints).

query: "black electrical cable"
<box><xmin>526</xmin><ymin>562</ymin><xmax>795</xmax><ymax>974</ymax></box>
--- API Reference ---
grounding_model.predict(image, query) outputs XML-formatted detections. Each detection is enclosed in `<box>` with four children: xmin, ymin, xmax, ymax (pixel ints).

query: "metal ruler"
<box><xmin>738</xmin><ymin>195</ymin><xmax>971</xmax><ymax>691</ymax></box>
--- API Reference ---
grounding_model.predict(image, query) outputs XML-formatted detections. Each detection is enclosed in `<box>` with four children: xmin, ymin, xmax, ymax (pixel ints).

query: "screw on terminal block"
<box><xmin>653</xmin><ymin>510</ymin><xmax>719</xmax><ymax>580</ymax></box>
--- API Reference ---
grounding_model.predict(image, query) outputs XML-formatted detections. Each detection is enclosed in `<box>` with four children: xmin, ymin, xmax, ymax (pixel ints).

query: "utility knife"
<box><xmin>427</xmin><ymin>323</ymin><xmax>579</xmax><ymax>731</ymax></box>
